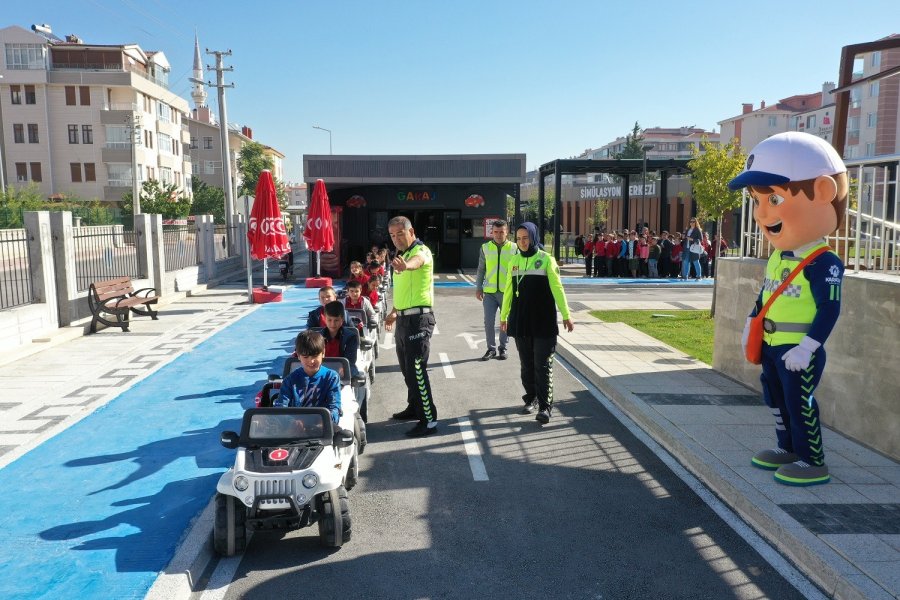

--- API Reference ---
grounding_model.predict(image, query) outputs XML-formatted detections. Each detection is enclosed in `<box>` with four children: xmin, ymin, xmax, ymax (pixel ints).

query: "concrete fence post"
<box><xmin>49</xmin><ymin>211</ymin><xmax>78</xmax><ymax>326</ymax></box>
<box><xmin>23</xmin><ymin>211</ymin><xmax>58</xmax><ymax>323</ymax></box>
<box><xmin>133</xmin><ymin>214</ymin><xmax>153</xmax><ymax>282</ymax></box>
<box><xmin>149</xmin><ymin>214</ymin><xmax>170</xmax><ymax>295</ymax></box>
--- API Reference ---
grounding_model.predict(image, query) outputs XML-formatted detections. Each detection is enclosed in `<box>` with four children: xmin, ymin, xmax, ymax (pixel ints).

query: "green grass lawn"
<box><xmin>589</xmin><ymin>310</ymin><xmax>714</xmax><ymax>365</ymax></box>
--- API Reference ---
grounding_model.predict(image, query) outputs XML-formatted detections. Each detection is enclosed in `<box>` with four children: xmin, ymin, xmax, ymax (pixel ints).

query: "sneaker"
<box><xmin>481</xmin><ymin>348</ymin><xmax>496</xmax><ymax>361</ymax></box>
<box><xmin>774</xmin><ymin>461</ymin><xmax>830</xmax><ymax>486</ymax></box>
<box><xmin>535</xmin><ymin>409</ymin><xmax>551</xmax><ymax>424</ymax></box>
<box><xmin>497</xmin><ymin>348</ymin><xmax>508</xmax><ymax>360</ymax></box>
<box><xmin>405</xmin><ymin>421</ymin><xmax>438</xmax><ymax>437</ymax></box>
<box><xmin>751</xmin><ymin>448</ymin><xmax>799</xmax><ymax>471</ymax></box>
<box><xmin>521</xmin><ymin>399</ymin><xmax>538</xmax><ymax>414</ymax></box>
<box><xmin>391</xmin><ymin>407</ymin><xmax>417</xmax><ymax>420</ymax></box>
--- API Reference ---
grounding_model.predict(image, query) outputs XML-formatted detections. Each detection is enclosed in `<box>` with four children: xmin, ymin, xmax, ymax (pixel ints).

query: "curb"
<box><xmin>555</xmin><ymin>336</ymin><xmax>892</xmax><ymax>600</ymax></box>
<box><xmin>144</xmin><ymin>499</ymin><xmax>215</xmax><ymax>600</ymax></box>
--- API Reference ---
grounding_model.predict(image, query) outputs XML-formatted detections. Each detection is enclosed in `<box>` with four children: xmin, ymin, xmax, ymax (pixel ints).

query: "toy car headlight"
<box><xmin>234</xmin><ymin>475</ymin><xmax>249</xmax><ymax>492</ymax></box>
<box><xmin>302</xmin><ymin>473</ymin><xmax>318</xmax><ymax>489</ymax></box>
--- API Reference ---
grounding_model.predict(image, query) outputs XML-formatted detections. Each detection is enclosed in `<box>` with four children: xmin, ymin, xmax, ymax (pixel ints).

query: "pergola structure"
<box><xmin>535</xmin><ymin>158</ymin><xmax>692</xmax><ymax>259</ymax></box>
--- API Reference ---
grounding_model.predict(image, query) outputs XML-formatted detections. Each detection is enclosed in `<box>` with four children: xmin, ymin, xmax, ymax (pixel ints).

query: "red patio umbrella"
<box><xmin>304</xmin><ymin>178</ymin><xmax>334</xmax><ymax>277</ymax></box>
<box><xmin>247</xmin><ymin>170</ymin><xmax>290</xmax><ymax>288</ymax></box>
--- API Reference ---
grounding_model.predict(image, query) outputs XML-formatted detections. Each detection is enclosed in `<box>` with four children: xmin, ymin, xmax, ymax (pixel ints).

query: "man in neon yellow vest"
<box><xmin>728</xmin><ymin>132</ymin><xmax>847</xmax><ymax>486</ymax></box>
<box><xmin>384</xmin><ymin>216</ymin><xmax>438</xmax><ymax>437</ymax></box>
<box><xmin>474</xmin><ymin>219</ymin><xmax>517</xmax><ymax>361</ymax></box>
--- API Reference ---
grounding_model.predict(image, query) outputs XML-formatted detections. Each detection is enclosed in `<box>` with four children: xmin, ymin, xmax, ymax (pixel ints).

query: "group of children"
<box><xmin>579</xmin><ymin>229</ymin><xmax>727</xmax><ymax>279</ymax></box>
<box><xmin>268</xmin><ymin>256</ymin><xmax>390</xmax><ymax>428</ymax></box>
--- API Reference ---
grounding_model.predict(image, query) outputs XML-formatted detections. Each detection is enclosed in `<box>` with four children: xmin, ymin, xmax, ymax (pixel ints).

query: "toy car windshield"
<box><xmin>245</xmin><ymin>411</ymin><xmax>327</xmax><ymax>443</ymax></box>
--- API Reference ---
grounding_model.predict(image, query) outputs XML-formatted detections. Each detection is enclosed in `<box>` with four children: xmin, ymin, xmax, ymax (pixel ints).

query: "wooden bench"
<box><xmin>87</xmin><ymin>277</ymin><xmax>160</xmax><ymax>333</ymax></box>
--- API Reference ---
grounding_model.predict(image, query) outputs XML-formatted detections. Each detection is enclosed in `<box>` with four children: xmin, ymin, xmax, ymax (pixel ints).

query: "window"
<box><xmin>79</xmin><ymin>86</ymin><xmax>90</xmax><ymax>106</ymax></box>
<box><xmin>105</xmin><ymin>125</ymin><xmax>129</xmax><ymax>148</ymax></box>
<box><xmin>10</xmin><ymin>85</ymin><xmax>21</xmax><ymax>104</ymax></box>
<box><xmin>84</xmin><ymin>163</ymin><xmax>96</xmax><ymax>182</ymax></box>
<box><xmin>791</xmin><ymin>116</ymin><xmax>800</xmax><ymax>129</ymax></box>
<box><xmin>768</xmin><ymin>116</ymin><xmax>777</xmax><ymax>127</ymax></box>
<box><xmin>865</xmin><ymin>143</ymin><xmax>876</xmax><ymax>156</ymax></box>
<box><xmin>203</xmin><ymin>136</ymin><xmax>213</xmax><ymax>149</ymax></box>
<box><xmin>68</xmin><ymin>124</ymin><xmax>79</xmax><ymax>144</ymax></box>
<box><xmin>27</xmin><ymin>123</ymin><xmax>39</xmax><ymax>143</ymax></box>
<box><xmin>24</xmin><ymin>85</ymin><xmax>36</xmax><ymax>104</ymax></box>
<box><xmin>13</xmin><ymin>124</ymin><xmax>24</xmax><ymax>143</ymax></box>
<box><xmin>870</xmin><ymin>81</ymin><xmax>879</xmax><ymax>97</ymax></box>
<box><xmin>70</xmin><ymin>163</ymin><xmax>82</xmax><ymax>183</ymax></box>
<box><xmin>849</xmin><ymin>116</ymin><xmax>860</xmax><ymax>130</ymax></box>
<box><xmin>158</xmin><ymin>132</ymin><xmax>172</xmax><ymax>154</ymax></box>
<box><xmin>850</xmin><ymin>87</ymin><xmax>861</xmax><ymax>108</ymax></box>
<box><xmin>15</xmin><ymin>163</ymin><xmax>27</xmax><ymax>182</ymax></box>
<box><xmin>872</xmin><ymin>51</ymin><xmax>881</xmax><ymax>67</ymax></box>
<box><xmin>204</xmin><ymin>160</ymin><xmax>216</xmax><ymax>174</ymax></box>
<box><xmin>108</xmin><ymin>163</ymin><xmax>133</xmax><ymax>185</ymax></box>
<box><xmin>4</xmin><ymin>43</ymin><xmax>46</xmax><ymax>70</ymax></box>
<box><xmin>157</xmin><ymin>102</ymin><xmax>171</xmax><ymax>123</ymax></box>
<box><xmin>30</xmin><ymin>163</ymin><xmax>42</xmax><ymax>182</ymax></box>
<box><xmin>190</xmin><ymin>136</ymin><xmax>198</xmax><ymax>149</ymax></box>
<box><xmin>146</xmin><ymin>166</ymin><xmax>153</xmax><ymax>180</ymax></box>
<box><xmin>867</xmin><ymin>113</ymin><xmax>877</xmax><ymax>128</ymax></box>
<box><xmin>806</xmin><ymin>115</ymin><xmax>816</xmax><ymax>129</ymax></box>
<box><xmin>82</xmin><ymin>125</ymin><xmax>93</xmax><ymax>144</ymax></box>
<box><xmin>160</xmin><ymin>167</ymin><xmax>173</xmax><ymax>185</ymax></box>
<box><xmin>65</xmin><ymin>86</ymin><xmax>76</xmax><ymax>105</ymax></box>
<box><xmin>144</xmin><ymin>130</ymin><xmax>153</xmax><ymax>149</ymax></box>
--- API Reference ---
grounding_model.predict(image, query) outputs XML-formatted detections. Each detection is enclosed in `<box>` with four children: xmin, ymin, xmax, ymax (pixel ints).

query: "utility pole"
<box><xmin>126</xmin><ymin>114</ymin><xmax>143</xmax><ymax>214</ymax></box>
<box><xmin>192</xmin><ymin>49</ymin><xmax>235</xmax><ymax>253</ymax></box>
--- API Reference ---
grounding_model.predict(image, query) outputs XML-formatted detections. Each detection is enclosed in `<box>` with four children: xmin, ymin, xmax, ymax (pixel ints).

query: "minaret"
<box><xmin>191</xmin><ymin>32</ymin><xmax>207</xmax><ymax>109</ymax></box>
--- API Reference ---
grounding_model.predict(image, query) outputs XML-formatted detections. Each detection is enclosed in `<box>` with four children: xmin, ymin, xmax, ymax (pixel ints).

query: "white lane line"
<box><xmin>433</xmin><ymin>325</ymin><xmax>440</xmax><ymax>335</ymax></box>
<box><xmin>198</xmin><ymin>555</ymin><xmax>244</xmax><ymax>600</ymax></box>
<box><xmin>457</xmin><ymin>417</ymin><xmax>489</xmax><ymax>481</ymax></box>
<box><xmin>455</xmin><ymin>332</ymin><xmax>483</xmax><ymax>350</ymax></box>
<box><xmin>439</xmin><ymin>352</ymin><xmax>454</xmax><ymax>378</ymax></box>
<box><xmin>447</xmin><ymin>274</ymin><xmax>457</xmax><ymax>280</ymax></box>
<box><xmin>381</xmin><ymin>332</ymin><xmax>395</xmax><ymax>349</ymax></box>
<box><xmin>556</xmin><ymin>357</ymin><xmax>827</xmax><ymax>600</ymax></box>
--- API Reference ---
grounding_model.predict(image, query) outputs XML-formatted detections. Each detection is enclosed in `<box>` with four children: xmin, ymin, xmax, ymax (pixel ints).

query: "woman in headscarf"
<box><xmin>500</xmin><ymin>222</ymin><xmax>574</xmax><ymax>424</ymax></box>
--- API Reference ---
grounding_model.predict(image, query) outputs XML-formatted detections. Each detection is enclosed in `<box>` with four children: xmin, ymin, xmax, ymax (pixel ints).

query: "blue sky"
<box><xmin>5</xmin><ymin>0</ymin><xmax>897</xmax><ymax>181</ymax></box>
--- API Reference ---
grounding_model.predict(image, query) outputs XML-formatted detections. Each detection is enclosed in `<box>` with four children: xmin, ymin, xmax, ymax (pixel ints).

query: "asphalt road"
<box><xmin>207</xmin><ymin>286</ymin><xmax>809</xmax><ymax>600</ymax></box>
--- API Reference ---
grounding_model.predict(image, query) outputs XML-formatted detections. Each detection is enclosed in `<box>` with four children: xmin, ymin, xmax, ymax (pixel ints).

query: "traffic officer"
<box><xmin>384</xmin><ymin>216</ymin><xmax>438</xmax><ymax>437</ymax></box>
<box><xmin>500</xmin><ymin>222</ymin><xmax>574</xmax><ymax>424</ymax></box>
<box><xmin>474</xmin><ymin>219</ymin><xmax>517</xmax><ymax>361</ymax></box>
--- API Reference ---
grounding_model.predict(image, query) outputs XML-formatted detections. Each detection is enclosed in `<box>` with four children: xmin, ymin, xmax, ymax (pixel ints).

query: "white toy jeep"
<box><xmin>213</xmin><ymin>406</ymin><xmax>355</xmax><ymax>555</ymax></box>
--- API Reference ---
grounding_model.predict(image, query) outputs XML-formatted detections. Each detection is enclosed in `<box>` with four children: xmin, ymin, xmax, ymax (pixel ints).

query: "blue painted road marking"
<box><xmin>0</xmin><ymin>287</ymin><xmax>320</xmax><ymax>600</ymax></box>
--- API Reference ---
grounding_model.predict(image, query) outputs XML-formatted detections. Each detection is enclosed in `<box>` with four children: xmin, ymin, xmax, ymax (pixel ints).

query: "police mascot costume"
<box><xmin>728</xmin><ymin>131</ymin><xmax>847</xmax><ymax>486</ymax></box>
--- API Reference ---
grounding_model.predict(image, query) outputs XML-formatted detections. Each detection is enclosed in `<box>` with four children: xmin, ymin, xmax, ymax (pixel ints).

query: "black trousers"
<box><xmin>395</xmin><ymin>312</ymin><xmax>437</xmax><ymax>423</ymax></box>
<box><xmin>593</xmin><ymin>255</ymin><xmax>603</xmax><ymax>277</ymax></box>
<box><xmin>514</xmin><ymin>335</ymin><xmax>557</xmax><ymax>411</ymax></box>
<box><xmin>584</xmin><ymin>255</ymin><xmax>592</xmax><ymax>277</ymax></box>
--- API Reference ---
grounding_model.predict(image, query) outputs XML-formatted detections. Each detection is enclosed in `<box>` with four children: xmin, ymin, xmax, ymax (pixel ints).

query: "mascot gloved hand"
<box><xmin>727</xmin><ymin>132</ymin><xmax>847</xmax><ymax>487</ymax></box>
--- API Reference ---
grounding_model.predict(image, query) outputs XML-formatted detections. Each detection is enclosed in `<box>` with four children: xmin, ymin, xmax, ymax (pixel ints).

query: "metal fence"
<box><xmin>73</xmin><ymin>225</ymin><xmax>143</xmax><ymax>291</ymax></box>
<box><xmin>738</xmin><ymin>153</ymin><xmax>900</xmax><ymax>275</ymax></box>
<box><xmin>0</xmin><ymin>229</ymin><xmax>33</xmax><ymax>309</ymax></box>
<box><xmin>214</xmin><ymin>224</ymin><xmax>240</xmax><ymax>261</ymax></box>
<box><xmin>163</xmin><ymin>224</ymin><xmax>199</xmax><ymax>272</ymax></box>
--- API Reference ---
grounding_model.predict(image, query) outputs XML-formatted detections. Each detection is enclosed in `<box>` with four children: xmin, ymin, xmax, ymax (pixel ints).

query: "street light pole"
<box><xmin>641</xmin><ymin>144</ymin><xmax>655</xmax><ymax>231</ymax></box>
<box><xmin>312</xmin><ymin>125</ymin><xmax>332</xmax><ymax>155</ymax></box>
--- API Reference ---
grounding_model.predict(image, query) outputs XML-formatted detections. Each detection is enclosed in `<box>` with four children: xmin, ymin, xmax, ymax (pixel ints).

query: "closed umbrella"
<box><xmin>247</xmin><ymin>169</ymin><xmax>290</xmax><ymax>289</ymax></box>
<box><xmin>303</xmin><ymin>178</ymin><xmax>334</xmax><ymax>277</ymax></box>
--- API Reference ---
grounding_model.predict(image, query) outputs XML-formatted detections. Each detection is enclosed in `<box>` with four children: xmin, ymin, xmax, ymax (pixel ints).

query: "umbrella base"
<box><xmin>252</xmin><ymin>287</ymin><xmax>283</xmax><ymax>304</ymax></box>
<box><xmin>305</xmin><ymin>276</ymin><xmax>333</xmax><ymax>288</ymax></box>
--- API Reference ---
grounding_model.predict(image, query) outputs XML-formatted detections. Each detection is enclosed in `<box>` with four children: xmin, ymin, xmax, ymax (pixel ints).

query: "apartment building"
<box><xmin>0</xmin><ymin>24</ymin><xmax>192</xmax><ymax>208</ymax></box>
<box><xmin>185</xmin><ymin>106</ymin><xmax>252</xmax><ymax>196</ymax></box>
<box><xmin>839</xmin><ymin>42</ymin><xmax>899</xmax><ymax>159</ymax></box>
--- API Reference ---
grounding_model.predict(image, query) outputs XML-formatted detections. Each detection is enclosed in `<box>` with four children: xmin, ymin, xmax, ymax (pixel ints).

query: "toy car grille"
<box><xmin>255</xmin><ymin>478</ymin><xmax>296</xmax><ymax>503</ymax></box>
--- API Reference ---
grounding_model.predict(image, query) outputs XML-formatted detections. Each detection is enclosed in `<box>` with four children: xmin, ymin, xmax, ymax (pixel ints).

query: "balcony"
<box><xmin>101</xmin><ymin>146</ymin><xmax>131</xmax><ymax>163</ymax></box>
<box><xmin>102</xmin><ymin>102</ymin><xmax>138</xmax><ymax>111</ymax></box>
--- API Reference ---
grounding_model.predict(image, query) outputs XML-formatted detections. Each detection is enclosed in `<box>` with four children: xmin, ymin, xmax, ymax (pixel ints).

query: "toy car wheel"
<box><xmin>213</xmin><ymin>493</ymin><xmax>247</xmax><ymax>557</ymax></box>
<box><xmin>355</xmin><ymin>412</ymin><xmax>367</xmax><ymax>453</ymax></box>
<box><xmin>374</xmin><ymin>341</ymin><xmax>379</xmax><ymax>359</ymax></box>
<box><xmin>368</xmin><ymin>362</ymin><xmax>375</xmax><ymax>384</ymax></box>
<box><xmin>344</xmin><ymin>448</ymin><xmax>359</xmax><ymax>491</ymax></box>
<box><xmin>317</xmin><ymin>486</ymin><xmax>352</xmax><ymax>547</ymax></box>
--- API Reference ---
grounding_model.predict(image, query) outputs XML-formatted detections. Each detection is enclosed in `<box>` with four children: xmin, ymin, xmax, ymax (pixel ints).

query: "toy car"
<box><xmin>213</xmin><ymin>406</ymin><xmax>356</xmax><ymax>555</ymax></box>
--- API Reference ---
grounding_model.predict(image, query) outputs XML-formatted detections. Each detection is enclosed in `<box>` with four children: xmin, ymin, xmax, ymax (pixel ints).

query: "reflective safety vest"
<box><xmin>481</xmin><ymin>240</ymin><xmax>517</xmax><ymax>294</ymax></box>
<box><xmin>762</xmin><ymin>243</ymin><xmax>833</xmax><ymax>346</ymax></box>
<box><xmin>392</xmin><ymin>241</ymin><xmax>434</xmax><ymax>311</ymax></box>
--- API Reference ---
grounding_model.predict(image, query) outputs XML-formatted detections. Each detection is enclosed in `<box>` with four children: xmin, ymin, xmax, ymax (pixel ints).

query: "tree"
<box><xmin>688</xmin><ymin>136</ymin><xmax>746</xmax><ymax>316</ymax></box>
<box><xmin>190</xmin><ymin>176</ymin><xmax>226</xmax><ymax>223</ymax></box>
<box><xmin>121</xmin><ymin>180</ymin><xmax>192</xmax><ymax>219</ymax></box>
<box><xmin>614</xmin><ymin>122</ymin><xmax>645</xmax><ymax>159</ymax></box>
<box><xmin>237</xmin><ymin>141</ymin><xmax>288</xmax><ymax>210</ymax></box>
